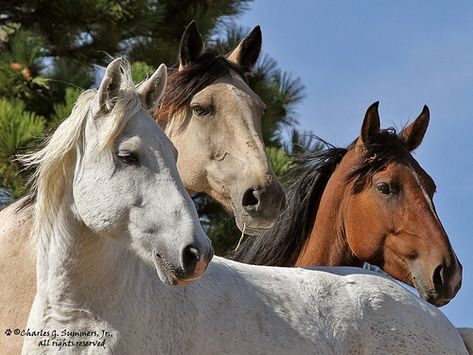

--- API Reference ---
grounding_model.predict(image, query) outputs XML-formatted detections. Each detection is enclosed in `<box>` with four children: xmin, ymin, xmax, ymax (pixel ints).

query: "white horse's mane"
<box><xmin>21</xmin><ymin>61</ymin><xmax>142</xmax><ymax>240</ymax></box>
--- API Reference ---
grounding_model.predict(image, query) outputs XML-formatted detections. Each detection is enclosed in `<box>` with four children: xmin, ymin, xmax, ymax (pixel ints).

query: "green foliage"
<box><xmin>287</xmin><ymin>129</ymin><xmax>325</xmax><ymax>156</ymax></box>
<box><xmin>49</xmin><ymin>87</ymin><xmax>83</xmax><ymax>130</ymax></box>
<box><xmin>128</xmin><ymin>0</ymin><xmax>252</xmax><ymax>65</ymax></box>
<box><xmin>266</xmin><ymin>146</ymin><xmax>293</xmax><ymax>178</ymax></box>
<box><xmin>250</xmin><ymin>55</ymin><xmax>305</xmax><ymax>145</ymax></box>
<box><xmin>194</xmin><ymin>193</ymin><xmax>241</xmax><ymax>255</ymax></box>
<box><xmin>1</xmin><ymin>0</ymin><xmax>156</xmax><ymax>65</ymax></box>
<box><xmin>0</xmin><ymin>99</ymin><xmax>45</xmax><ymax>197</ymax></box>
<box><xmin>46</xmin><ymin>58</ymin><xmax>94</xmax><ymax>104</ymax></box>
<box><xmin>131</xmin><ymin>61</ymin><xmax>154</xmax><ymax>83</ymax></box>
<box><xmin>0</xmin><ymin>29</ymin><xmax>51</xmax><ymax>116</ymax></box>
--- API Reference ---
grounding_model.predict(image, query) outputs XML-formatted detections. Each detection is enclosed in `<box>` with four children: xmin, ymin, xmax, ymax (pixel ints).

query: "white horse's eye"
<box><xmin>117</xmin><ymin>151</ymin><xmax>139</xmax><ymax>165</ymax></box>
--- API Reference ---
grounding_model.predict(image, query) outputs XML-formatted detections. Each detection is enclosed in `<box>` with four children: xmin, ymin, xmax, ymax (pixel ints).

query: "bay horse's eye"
<box><xmin>117</xmin><ymin>152</ymin><xmax>139</xmax><ymax>165</ymax></box>
<box><xmin>376</xmin><ymin>182</ymin><xmax>391</xmax><ymax>195</ymax></box>
<box><xmin>192</xmin><ymin>105</ymin><xmax>212</xmax><ymax>117</ymax></box>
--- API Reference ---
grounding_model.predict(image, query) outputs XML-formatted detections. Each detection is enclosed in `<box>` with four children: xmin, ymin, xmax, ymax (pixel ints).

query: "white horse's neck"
<box><xmin>35</xmin><ymin>206</ymin><xmax>138</xmax><ymax>319</ymax></box>
<box><xmin>31</xmin><ymin>208</ymin><xmax>198</xmax><ymax>354</ymax></box>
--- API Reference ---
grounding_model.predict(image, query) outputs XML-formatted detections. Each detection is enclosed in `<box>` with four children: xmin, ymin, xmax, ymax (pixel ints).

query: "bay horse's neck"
<box><xmin>294</xmin><ymin>156</ymin><xmax>363</xmax><ymax>268</ymax></box>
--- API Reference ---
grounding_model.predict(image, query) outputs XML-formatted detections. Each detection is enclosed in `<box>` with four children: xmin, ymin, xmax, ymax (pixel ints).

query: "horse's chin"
<box><xmin>235</xmin><ymin>216</ymin><xmax>274</xmax><ymax>237</ymax></box>
<box><xmin>412</xmin><ymin>277</ymin><xmax>450</xmax><ymax>307</ymax></box>
<box><xmin>152</xmin><ymin>253</ymin><xmax>202</xmax><ymax>287</ymax></box>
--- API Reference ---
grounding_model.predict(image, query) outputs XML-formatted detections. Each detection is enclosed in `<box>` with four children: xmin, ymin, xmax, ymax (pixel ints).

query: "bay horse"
<box><xmin>230</xmin><ymin>102</ymin><xmax>462</xmax><ymax>308</ymax></box>
<box><xmin>23</xmin><ymin>60</ymin><xmax>468</xmax><ymax>354</ymax></box>
<box><xmin>0</xmin><ymin>22</ymin><xmax>284</xmax><ymax>353</ymax></box>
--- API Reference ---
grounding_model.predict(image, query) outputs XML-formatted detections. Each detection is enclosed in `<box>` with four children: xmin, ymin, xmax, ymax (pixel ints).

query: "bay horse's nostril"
<box><xmin>432</xmin><ymin>263</ymin><xmax>445</xmax><ymax>287</ymax></box>
<box><xmin>182</xmin><ymin>245</ymin><xmax>201</xmax><ymax>272</ymax></box>
<box><xmin>242</xmin><ymin>188</ymin><xmax>260</xmax><ymax>209</ymax></box>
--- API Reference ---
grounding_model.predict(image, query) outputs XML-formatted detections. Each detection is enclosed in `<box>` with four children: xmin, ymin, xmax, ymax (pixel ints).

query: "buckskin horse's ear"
<box><xmin>360</xmin><ymin>101</ymin><xmax>381</xmax><ymax>145</ymax></box>
<box><xmin>97</xmin><ymin>57</ymin><xmax>123</xmax><ymax>113</ymax></box>
<box><xmin>227</xmin><ymin>26</ymin><xmax>262</xmax><ymax>71</ymax></box>
<box><xmin>179</xmin><ymin>21</ymin><xmax>204</xmax><ymax>70</ymax></box>
<box><xmin>402</xmin><ymin>105</ymin><xmax>430</xmax><ymax>151</ymax></box>
<box><xmin>137</xmin><ymin>64</ymin><xmax>167</xmax><ymax>110</ymax></box>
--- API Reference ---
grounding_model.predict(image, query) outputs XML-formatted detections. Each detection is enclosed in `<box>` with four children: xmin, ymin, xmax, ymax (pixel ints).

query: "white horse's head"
<box><xmin>27</xmin><ymin>58</ymin><xmax>213</xmax><ymax>286</ymax></box>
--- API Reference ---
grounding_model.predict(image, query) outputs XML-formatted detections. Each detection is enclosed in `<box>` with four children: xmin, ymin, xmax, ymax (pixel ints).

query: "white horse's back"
<box><xmin>187</xmin><ymin>258</ymin><xmax>467</xmax><ymax>355</ymax></box>
<box><xmin>459</xmin><ymin>328</ymin><xmax>473</xmax><ymax>354</ymax></box>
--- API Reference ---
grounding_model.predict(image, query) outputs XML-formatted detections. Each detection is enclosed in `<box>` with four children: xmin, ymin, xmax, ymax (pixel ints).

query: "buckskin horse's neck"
<box><xmin>294</xmin><ymin>159</ymin><xmax>363</xmax><ymax>268</ymax></box>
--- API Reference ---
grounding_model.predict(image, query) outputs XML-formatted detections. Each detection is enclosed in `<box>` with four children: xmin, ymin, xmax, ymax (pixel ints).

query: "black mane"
<box><xmin>228</xmin><ymin>145</ymin><xmax>347</xmax><ymax>266</ymax></box>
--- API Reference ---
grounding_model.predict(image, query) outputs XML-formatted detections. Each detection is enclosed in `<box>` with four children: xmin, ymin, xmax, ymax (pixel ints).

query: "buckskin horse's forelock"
<box><xmin>155</xmin><ymin>51</ymin><xmax>247</xmax><ymax>129</ymax></box>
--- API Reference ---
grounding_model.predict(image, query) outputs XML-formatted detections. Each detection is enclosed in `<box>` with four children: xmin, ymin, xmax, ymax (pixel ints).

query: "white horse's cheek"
<box><xmin>73</xmin><ymin>178</ymin><xmax>130</xmax><ymax>233</ymax></box>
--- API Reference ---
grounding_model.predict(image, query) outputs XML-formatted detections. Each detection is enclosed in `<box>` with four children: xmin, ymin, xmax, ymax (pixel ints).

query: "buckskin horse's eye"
<box><xmin>376</xmin><ymin>182</ymin><xmax>391</xmax><ymax>195</ymax></box>
<box><xmin>192</xmin><ymin>105</ymin><xmax>212</xmax><ymax>117</ymax></box>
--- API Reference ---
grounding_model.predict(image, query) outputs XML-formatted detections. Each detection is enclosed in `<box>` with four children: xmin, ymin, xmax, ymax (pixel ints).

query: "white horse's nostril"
<box><xmin>182</xmin><ymin>245</ymin><xmax>201</xmax><ymax>271</ymax></box>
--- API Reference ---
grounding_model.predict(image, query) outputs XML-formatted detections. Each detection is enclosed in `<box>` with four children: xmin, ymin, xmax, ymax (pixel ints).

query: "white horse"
<box><xmin>22</xmin><ymin>58</ymin><xmax>213</xmax><ymax>353</ymax></box>
<box><xmin>24</xmin><ymin>59</ymin><xmax>468</xmax><ymax>354</ymax></box>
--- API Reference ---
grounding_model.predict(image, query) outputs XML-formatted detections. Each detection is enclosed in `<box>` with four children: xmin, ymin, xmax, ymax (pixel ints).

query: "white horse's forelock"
<box><xmin>20</xmin><ymin>61</ymin><xmax>142</xmax><ymax>241</ymax></box>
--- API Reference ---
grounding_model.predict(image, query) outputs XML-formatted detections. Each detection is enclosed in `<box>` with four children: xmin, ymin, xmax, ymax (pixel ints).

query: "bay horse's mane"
<box><xmin>155</xmin><ymin>50</ymin><xmax>247</xmax><ymax>129</ymax></box>
<box><xmin>228</xmin><ymin>128</ymin><xmax>410</xmax><ymax>266</ymax></box>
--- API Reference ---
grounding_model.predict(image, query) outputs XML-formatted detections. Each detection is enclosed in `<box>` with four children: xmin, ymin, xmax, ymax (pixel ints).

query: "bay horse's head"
<box><xmin>154</xmin><ymin>22</ymin><xmax>285</xmax><ymax>236</ymax></box>
<box><xmin>341</xmin><ymin>102</ymin><xmax>462</xmax><ymax>306</ymax></box>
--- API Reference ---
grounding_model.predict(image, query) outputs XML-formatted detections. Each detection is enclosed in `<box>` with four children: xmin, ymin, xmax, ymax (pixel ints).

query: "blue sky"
<box><xmin>239</xmin><ymin>0</ymin><xmax>472</xmax><ymax>326</ymax></box>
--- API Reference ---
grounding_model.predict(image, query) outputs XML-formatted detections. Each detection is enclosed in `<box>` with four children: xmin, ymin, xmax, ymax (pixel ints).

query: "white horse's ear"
<box><xmin>227</xmin><ymin>26</ymin><xmax>262</xmax><ymax>71</ymax></box>
<box><xmin>137</xmin><ymin>64</ymin><xmax>167</xmax><ymax>110</ymax></box>
<box><xmin>179</xmin><ymin>21</ymin><xmax>204</xmax><ymax>70</ymax></box>
<box><xmin>360</xmin><ymin>101</ymin><xmax>381</xmax><ymax>145</ymax></box>
<box><xmin>401</xmin><ymin>105</ymin><xmax>430</xmax><ymax>152</ymax></box>
<box><xmin>97</xmin><ymin>58</ymin><xmax>123</xmax><ymax>113</ymax></box>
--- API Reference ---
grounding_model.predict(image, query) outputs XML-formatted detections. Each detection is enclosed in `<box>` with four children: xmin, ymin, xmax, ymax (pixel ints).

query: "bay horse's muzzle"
<box><xmin>415</xmin><ymin>256</ymin><xmax>463</xmax><ymax>307</ymax></box>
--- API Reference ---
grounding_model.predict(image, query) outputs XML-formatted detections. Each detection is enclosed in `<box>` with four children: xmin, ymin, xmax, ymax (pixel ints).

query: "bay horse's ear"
<box><xmin>401</xmin><ymin>105</ymin><xmax>430</xmax><ymax>151</ymax></box>
<box><xmin>360</xmin><ymin>101</ymin><xmax>381</xmax><ymax>145</ymax></box>
<box><xmin>137</xmin><ymin>64</ymin><xmax>167</xmax><ymax>110</ymax></box>
<box><xmin>179</xmin><ymin>21</ymin><xmax>204</xmax><ymax>70</ymax></box>
<box><xmin>227</xmin><ymin>26</ymin><xmax>262</xmax><ymax>71</ymax></box>
<box><xmin>97</xmin><ymin>57</ymin><xmax>123</xmax><ymax>113</ymax></box>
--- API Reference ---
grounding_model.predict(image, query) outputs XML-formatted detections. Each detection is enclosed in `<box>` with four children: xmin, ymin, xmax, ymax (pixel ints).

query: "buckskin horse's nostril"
<box><xmin>242</xmin><ymin>188</ymin><xmax>260</xmax><ymax>209</ymax></box>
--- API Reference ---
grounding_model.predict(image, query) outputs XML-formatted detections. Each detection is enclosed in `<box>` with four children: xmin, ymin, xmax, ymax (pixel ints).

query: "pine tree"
<box><xmin>0</xmin><ymin>98</ymin><xmax>45</xmax><ymax>197</ymax></box>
